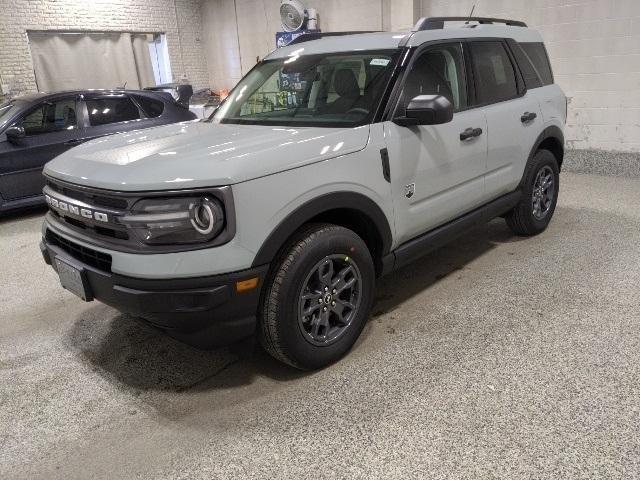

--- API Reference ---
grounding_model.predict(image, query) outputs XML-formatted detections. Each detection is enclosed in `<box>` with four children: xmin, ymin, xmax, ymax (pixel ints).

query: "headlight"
<box><xmin>119</xmin><ymin>196</ymin><xmax>225</xmax><ymax>245</ymax></box>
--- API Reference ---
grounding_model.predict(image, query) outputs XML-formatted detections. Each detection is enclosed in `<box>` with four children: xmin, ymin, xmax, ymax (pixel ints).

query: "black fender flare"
<box><xmin>251</xmin><ymin>191</ymin><xmax>393</xmax><ymax>267</ymax></box>
<box><xmin>528</xmin><ymin>125</ymin><xmax>564</xmax><ymax>167</ymax></box>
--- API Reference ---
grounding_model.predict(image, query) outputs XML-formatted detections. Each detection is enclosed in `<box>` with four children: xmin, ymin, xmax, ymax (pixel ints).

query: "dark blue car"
<box><xmin>0</xmin><ymin>88</ymin><xmax>196</xmax><ymax>213</ymax></box>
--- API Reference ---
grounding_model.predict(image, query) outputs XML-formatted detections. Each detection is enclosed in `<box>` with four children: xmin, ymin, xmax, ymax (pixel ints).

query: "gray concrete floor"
<box><xmin>1</xmin><ymin>172</ymin><xmax>639</xmax><ymax>479</ymax></box>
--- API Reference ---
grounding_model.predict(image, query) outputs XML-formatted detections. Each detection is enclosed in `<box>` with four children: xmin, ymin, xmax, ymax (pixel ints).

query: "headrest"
<box><xmin>334</xmin><ymin>69</ymin><xmax>360</xmax><ymax>99</ymax></box>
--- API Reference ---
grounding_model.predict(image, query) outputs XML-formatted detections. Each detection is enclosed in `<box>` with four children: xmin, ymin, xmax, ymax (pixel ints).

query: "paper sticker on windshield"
<box><xmin>370</xmin><ymin>58</ymin><xmax>390</xmax><ymax>66</ymax></box>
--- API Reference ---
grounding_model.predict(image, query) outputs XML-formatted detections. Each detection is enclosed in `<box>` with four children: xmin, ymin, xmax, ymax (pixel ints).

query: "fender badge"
<box><xmin>405</xmin><ymin>183</ymin><xmax>415</xmax><ymax>199</ymax></box>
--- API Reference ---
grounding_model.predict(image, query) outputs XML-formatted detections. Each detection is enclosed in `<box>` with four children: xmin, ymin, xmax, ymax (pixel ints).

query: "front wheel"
<box><xmin>259</xmin><ymin>224</ymin><xmax>375</xmax><ymax>370</ymax></box>
<box><xmin>506</xmin><ymin>149</ymin><xmax>560</xmax><ymax>236</ymax></box>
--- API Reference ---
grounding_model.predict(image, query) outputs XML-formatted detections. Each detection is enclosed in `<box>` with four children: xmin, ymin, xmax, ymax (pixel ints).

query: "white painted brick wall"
<box><xmin>0</xmin><ymin>0</ymin><xmax>209</xmax><ymax>99</ymax></box>
<box><xmin>202</xmin><ymin>0</ymin><xmax>638</xmax><ymax>151</ymax></box>
<box><xmin>2</xmin><ymin>0</ymin><xmax>636</xmax><ymax>152</ymax></box>
<box><xmin>420</xmin><ymin>0</ymin><xmax>640</xmax><ymax>151</ymax></box>
<box><xmin>201</xmin><ymin>0</ymin><xmax>399</xmax><ymax>91</ymax></box>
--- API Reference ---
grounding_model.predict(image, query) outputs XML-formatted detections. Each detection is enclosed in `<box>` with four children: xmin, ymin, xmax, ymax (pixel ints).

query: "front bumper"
<box><xmin>41</xmin><ymin>237</ymin><xmax>268</xmax><ymax>347</ymax></box>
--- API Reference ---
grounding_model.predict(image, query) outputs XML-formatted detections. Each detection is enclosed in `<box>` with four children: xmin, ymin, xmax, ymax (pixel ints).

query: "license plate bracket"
<box><xmin>55</xmin><ymin>257</ymin><xmax>93</xmax><ymax>301</ymax></box>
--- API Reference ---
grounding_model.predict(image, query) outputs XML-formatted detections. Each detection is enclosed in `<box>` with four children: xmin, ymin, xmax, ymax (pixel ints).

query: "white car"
<box><xmin>41</xmin><ymin>17</ymin><xmax>566</xmax><ymax>370</ymax></box>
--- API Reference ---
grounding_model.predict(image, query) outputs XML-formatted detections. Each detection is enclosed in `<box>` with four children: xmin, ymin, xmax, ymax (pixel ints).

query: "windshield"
<box><xmin>212</xmin><ymin>50</ymin><xmax>399</xmax><ymax>127</ymax></box>
<box><xmin>0</xmin><ymin>100</ymin><xmax>18</xmax><ymax>131</ymax></box>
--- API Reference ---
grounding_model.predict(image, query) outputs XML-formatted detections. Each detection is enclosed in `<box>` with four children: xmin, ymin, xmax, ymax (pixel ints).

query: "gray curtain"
<box><xmin>29</xmin><ymin>32</ymin><xmax>156</xmax><ymax>91</ymax></box>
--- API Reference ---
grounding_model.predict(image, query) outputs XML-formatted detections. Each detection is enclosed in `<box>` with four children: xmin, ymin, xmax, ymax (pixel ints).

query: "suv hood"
<box><xmin>44</xmin><ymin>121</ymin><xmax>371</xmax><ymax>191</ymax></box>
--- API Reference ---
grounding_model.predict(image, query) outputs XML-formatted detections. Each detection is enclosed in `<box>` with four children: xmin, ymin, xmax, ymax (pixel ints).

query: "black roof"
<box><xmin>6</xmin><ymin>88</ymin><xmax>168</xmax><ymax>108</ymax></box>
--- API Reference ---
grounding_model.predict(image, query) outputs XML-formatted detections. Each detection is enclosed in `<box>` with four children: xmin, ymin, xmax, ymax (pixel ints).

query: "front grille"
<box><xmin>46</xmin><ymin>180</ymin><xmax>130</xmax><ymax>210</ymax></box>
<box><xmin>45</xmin><ymin>179</ymin><xmax>130</xmax><ymax>241</ymax></box>
<box><xmin>50</xmin><ymin>210</ymin><xmax>129</xmax><ymax>240</ymax></box>
<box><xmin>46</xmin><ymin>230</ymin><xmax>113</xmax><ymax>272</ymax></box>
<box><xmin>44</xmin><ymin>177</ymin><xmax>235</xmax><ymax>254</ymax></box>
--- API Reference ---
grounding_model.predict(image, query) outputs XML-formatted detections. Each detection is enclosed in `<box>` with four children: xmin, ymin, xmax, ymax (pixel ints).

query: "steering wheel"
<box><xmin>345</xmin><ymin>107</ymin><xmax>369</xmax><ymax>116</ymax></box>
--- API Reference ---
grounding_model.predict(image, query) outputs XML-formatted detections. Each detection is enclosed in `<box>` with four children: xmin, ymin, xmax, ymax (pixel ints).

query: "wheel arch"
<box><xmin>530</xmin><ymin>125</ymin><xmax>565</xmax><ymax>170</ymax></box>
<box><xmin>251</xmin><ymin>192</ymin><xmax>393</xmax><ymax>276</ymax></box>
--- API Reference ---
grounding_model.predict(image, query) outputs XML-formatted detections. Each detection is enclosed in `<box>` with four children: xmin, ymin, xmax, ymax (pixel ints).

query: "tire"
<box><xmin>259</xmin><ymin>223</ymin><xmax>375</xmax><ymax>370</ymax></box>
<box><xmin>506</xmin><ymin>149</ymin><xmax>560</xmax><ymax>236</ymax></box>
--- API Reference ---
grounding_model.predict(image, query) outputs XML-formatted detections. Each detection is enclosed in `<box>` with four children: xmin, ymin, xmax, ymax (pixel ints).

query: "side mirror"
<box><xmin>393</xmin><ymin>95</ymin><xmax>453</xmax><ymax>127</ymax></box>
<box><xmin>5</xmin><ymin>125</ymin><xmax>25</xmax><ymax>143</ymax></box>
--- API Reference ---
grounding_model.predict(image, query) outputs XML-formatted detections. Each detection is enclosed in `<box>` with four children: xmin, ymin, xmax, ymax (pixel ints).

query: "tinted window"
<box><xmin>400</xmin><ymin>43</ymin><xmax>468</xmax><ymax>113</ymax></box>
<box><xmin>86</xmin><ymin>96</ymin><xmax>140</xmax><ymax>126</ymax></box>
<box><xmin>507</xmin><ymin>40</ymin><xmax>542</xmax><ymax>89</ymax></box>
<box><xmin>521</xmin><ymin>42</ymin><xmax>554</xmax><ymax>86</ymax></box>
<box><xmin>470</xmin><ymin>41</ymin><xmax>518</xmax><ymax>104</ymax></box>
<box><xmin>20</xmin><ymin>98</ymin><xmax>77</xmax><ymax>135</ymax></box>
<box><xmin>135</xmin><ymin>95</ymin><xmax>164</xmax><ymax>118</ymax></box>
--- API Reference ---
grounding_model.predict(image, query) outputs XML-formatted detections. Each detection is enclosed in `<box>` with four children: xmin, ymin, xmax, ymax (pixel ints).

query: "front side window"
<box><xmin>470</xmin><ymin>41</ymin><xmax>518</xmax><ymax>104</ymax></box>
<box><xmin>212</xmin><ymin>50</ymin><xmax>399</xmax><ymax>127</ymax></box>
<box><xmin>86</xmin><ymin>96</ymin><xmax>140</xmax><ymax>126</ymax></box>
<box><xmin>20</xmin><ymin>98</ymin><xmax>77</xmax><ymax>135</ymax></box>
<box><xmin>398</xmin><ymin>42</ymin><xmax>468</xmax><ymax>114</ymax></box>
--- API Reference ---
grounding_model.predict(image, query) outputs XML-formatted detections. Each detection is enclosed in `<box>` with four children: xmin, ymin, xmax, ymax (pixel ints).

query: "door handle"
<box><xmin>521</xmin><ymin>112</ymin><xmax>537</xmax><ymax>123</ymax></box>
<box><xmin>460</xmin><ymin>127</ymin><xmax>483</xmax><ymax>141</ymax></box>
<box><xmin>64</xmin><ymin>139</ymin><xmax>82</xmax><ymax>146</ymax></box>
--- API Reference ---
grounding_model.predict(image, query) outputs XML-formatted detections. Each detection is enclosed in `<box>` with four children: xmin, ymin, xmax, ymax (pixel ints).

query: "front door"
<box><xmin>384</xmin><ymin>42</ymin><xmax>488</xmax><ymax>246</ymax></box>
<box><xmin>0</xmin><ymin>96</ymin><xmax>81</xmax><ymax>200</ymax></box>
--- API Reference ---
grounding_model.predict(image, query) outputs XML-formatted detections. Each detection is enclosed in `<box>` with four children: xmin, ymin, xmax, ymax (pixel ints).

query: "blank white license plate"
<box><xmin>55</xmin><ymin>257</ymin><xmax>91</xmax><ymax>301</ymax></box>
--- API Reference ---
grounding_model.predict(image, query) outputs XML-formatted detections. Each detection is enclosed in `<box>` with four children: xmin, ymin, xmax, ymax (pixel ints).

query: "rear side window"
<box><xmin>520</xmin><ymin>42</ymin><xmax>554</xmax><ymax>86</ymax></box>
<box><xmin>86</xmin><ymin>96</ymin><xmax>140</xmax><ymax>126</ymax></box>
<box><xmin>470</xmin><ymin>41</ymin><xmax>518</xmax><ymax>105</ymax></box>
<box><xmin>134</xmin><ymin>95</ymin><xmax>165</xmax><ymax>118</ymax></box>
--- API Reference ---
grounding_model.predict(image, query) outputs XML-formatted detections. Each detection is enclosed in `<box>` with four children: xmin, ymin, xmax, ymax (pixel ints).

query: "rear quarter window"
<box><xmin>134</xmin><ymin>95</ymin><xmax>165</xmax><ymax>118</ymax></box>
<box><xmin>520</xmin><ymin>42</ymin><xmax>554</xmax><ymax>86</ymax></box>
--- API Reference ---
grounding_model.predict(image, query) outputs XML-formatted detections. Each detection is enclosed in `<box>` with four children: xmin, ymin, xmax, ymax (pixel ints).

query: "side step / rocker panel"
<box><xmin>386</xmin><ymin>190</ymin><xmax>522</xmax><ymax>273</ymax></box>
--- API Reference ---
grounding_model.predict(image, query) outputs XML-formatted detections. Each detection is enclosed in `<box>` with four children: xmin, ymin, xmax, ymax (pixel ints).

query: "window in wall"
<box><xmin>21</xmin><ymin>99</ymin><xmax>77</xmax><ymax>135</ymax></box>
<box><xmin>470</xmin><ymin>41</ymin><xmax>518</xmax><ymax>104</ymax></box>
<box><xmin>520</xmin><ymin>42</ymin><xmax>554</xmax><ymax>86</ymax></box>
<box><xmin>28</xmin><ymin>31</ymin><xmax>169</xmax><ymax>91</ymax></box>
<box><xmin>86</xmin><ymin>96</ymin><xmax>140</xmax><ymax>126</ymax></box>
<box><xmin>399</xmin><ymin>43</ymin><xmax>468</xmax><ymax>113</ymax></box>
<box><xmin>148</xmin><ymin>34</ymin><xmax>173</xmax><ymax>85</ymax></box>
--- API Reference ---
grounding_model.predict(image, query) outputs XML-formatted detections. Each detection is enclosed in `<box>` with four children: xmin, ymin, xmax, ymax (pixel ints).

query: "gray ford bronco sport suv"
<box><xmin>41</xmin><ymin>17</ymin><xmax>566</xmax><ymax>370</ymax></box>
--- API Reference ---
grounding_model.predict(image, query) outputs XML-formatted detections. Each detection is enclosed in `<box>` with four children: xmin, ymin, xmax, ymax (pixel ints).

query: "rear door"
<box><xmin>384</xmin><ymin>41</ymin><xmax>488</xmax><ymax>245</ymax></box>
<box><xmin>468</xmin><ymin>40</ymin><xmax>543</xmax><ymax>200</ymax></box>
<box><xmin>0</xmin><ymin>96</ymin><xmax>81</xmax><ymax>200</ymax></box>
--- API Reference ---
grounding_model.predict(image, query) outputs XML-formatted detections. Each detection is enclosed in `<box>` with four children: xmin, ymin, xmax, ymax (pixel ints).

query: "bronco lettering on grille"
<box><xmin>45</xmin><ymin>194</ymin><xmax>109</xmax><ymax>222</ymax></box>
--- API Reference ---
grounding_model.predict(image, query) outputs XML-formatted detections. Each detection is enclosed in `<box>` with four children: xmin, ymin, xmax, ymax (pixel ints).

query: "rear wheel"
<box><xmin>259</xmin><ymin>224</ymin><xmax>374</xmax><ymax>370</ymax></box>
<box><xmin>506</xmin><ymin>149</ymin><xmax>559</xmax><ymax>236</ymax></box>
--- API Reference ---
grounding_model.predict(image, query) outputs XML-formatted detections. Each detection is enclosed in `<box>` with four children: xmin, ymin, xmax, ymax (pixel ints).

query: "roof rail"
<box><xmin>413</xmin><ymin>16</ymin><xmax>527</xmax><ymax>31</ymax></box>
<box><xmin>286</xmin><ymin>31</ymin><xmax>380</xmax><ymax>46</ymax></box>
